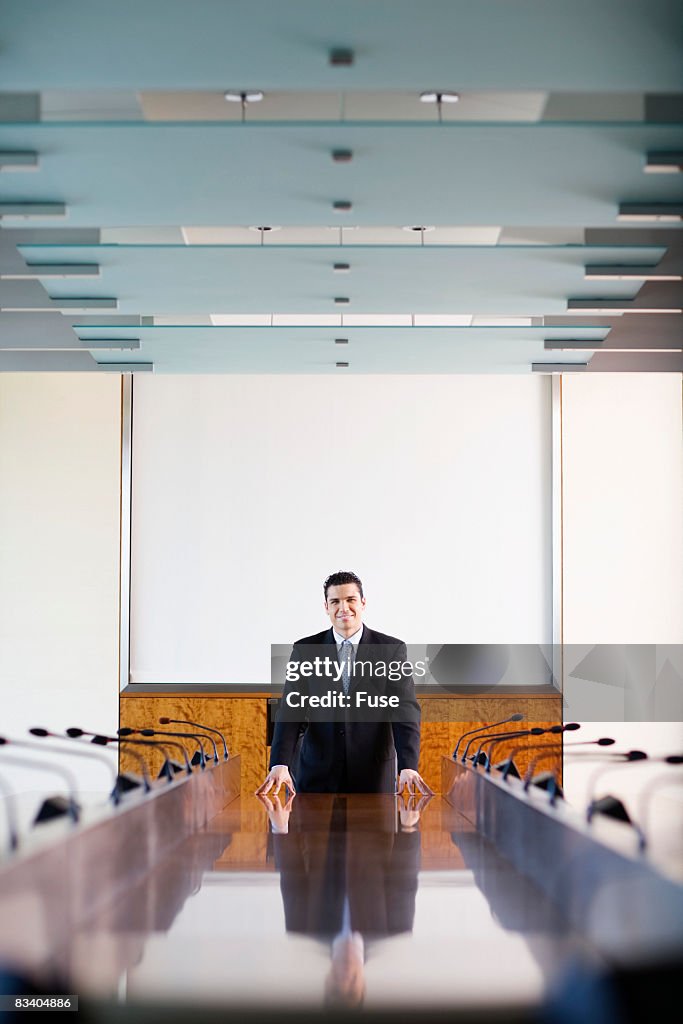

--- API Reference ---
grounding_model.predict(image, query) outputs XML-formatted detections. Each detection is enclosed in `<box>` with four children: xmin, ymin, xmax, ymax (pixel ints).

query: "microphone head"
<box><xmin>117</xmin><ymin>727</ymin><xmax>134</xmax><ymax>736</ymax></box>
<box><xmin>66</xmin><ymin>728</ymin><xmax>84</xmax><ymax>738</ymax></box>
<box><xmin>597</xmin><ymin>737</ymin><xmax>616</xmax><ymax>746</ymax></box>
<box><xmin>29</xmin><ymin>728</ymin><xmax>49</xmax><ymax>737</ymax></box>
<box><xmin>510</xmin><ymin>713</ymin><xmax>524</xmax><ymax>722</ymax></box>
<box><xmin>666</xmin><ymin>754</ymin><xmax>683</xmax><ymax>764</ymax></box>
<box><xmin>565</xmin><ymin>722</ymin><xmax>581</xmax><ymax>731</ymax></box>
<box><xmin>159</xmin><ymin>717</ymin><xmax>171</xmax><ymax>724</ymax></box>
<box><xmin>0</xmin><ymin>737</ymin><xmax>7</xmax><ymax>746</ymax></box>
<box><xmin>140</xmin><ymin>728</ymin><xmax>155</xmax><ymax>737</ymax></box>
<box><xmin>530</xmin><ymin>727</ymin><xmax>545</xmax><ymax>735</ymax></box>
<box><xmin>626</xmin><ymin>750</ymin><xmax>648</xmax><ymax>762</ymax></box>
<box><xmin>91</xmin><ymin>735</ymin><xmax>109</xmax><ymax>746</ymax></box>
<box><xmin>549</xmin><ymin>725</ymin><xmax>564</xmax><ymax>734</ymax></box>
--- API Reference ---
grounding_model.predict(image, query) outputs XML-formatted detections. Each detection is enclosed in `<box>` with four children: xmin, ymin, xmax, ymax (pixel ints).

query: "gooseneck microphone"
<box><xmin>497</xmin><ymin>724</ymin><xmax>580</xmax><ymax>780</ymax></box>
<box><xmin>0</xmin><ymin>771</ymin><xmax>20</xmax><ymax>852</ymax></box>
<box><xmin>159</xmin><ymin>717</ymin><xmax>229</xmax><ymax>760</ymax></box>
<box><xmin>0</xmin><ymin>741</ymin><xmax>80</xmax><ymax>823</ymax></box>
<box><xmin>470</xmin><ymin>727</ymin><xmax>547</xmax><ymax>767</ymax></box>
<box><xmin>140</xmin><ymin>729</ymin><xmax>215</xmax><ymax>768</ymax></box>
<box><xmin>118</xmin><ymin>728</ymin><xmax>192</xmax><ymax>775</ymax></box>
<box><xmin>29</xmin><ymin>727</ymin><xmax>138</xmax><ymax>803</ymax></box>
<box><xmin>638</xmin><ymin>761</ymin><xmax>683</xmax><ymax>844</ymax></box>
<box><xmin>4</xmin><ymin>732</ymin><xmax>120</xmax><ymax>804</ymax></box>
<box><xmin>453</xmin><ymin>713</ymin><xmax>524</xmax><ymax>760</ymax></box>
<box><xmin>65</xmin><ymin>727</ymin><xmax>169</xmax><ymax>787</ymax></box>
<box><xmin>462</xmin><ymin>724</ymin><xmax>548</xmax><ymax>765</ymax></box>
<box><xmin>89</xmin><ymin>733</ymin><xmax>180</xmax><ymax>783</ymax></box>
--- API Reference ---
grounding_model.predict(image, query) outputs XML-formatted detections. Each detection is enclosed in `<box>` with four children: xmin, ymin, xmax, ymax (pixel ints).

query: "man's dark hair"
<box><xmin>323</xmin><ymin>571</ymin><xmax>364</xmax><ymax>601</ymax></box>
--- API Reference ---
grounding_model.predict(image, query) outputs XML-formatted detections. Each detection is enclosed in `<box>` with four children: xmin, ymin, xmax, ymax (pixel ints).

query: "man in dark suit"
<box><xmin>257</xmin><ymin>571</ymin><xmax>431</xmax><ymax>796</ymax></box>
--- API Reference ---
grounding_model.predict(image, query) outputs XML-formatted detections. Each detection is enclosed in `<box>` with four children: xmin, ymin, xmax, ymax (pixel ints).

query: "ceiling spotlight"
<box><xmin>336</xmin><ymin>361</ymin><xmax>350</xmax><ymax>368</ymax></box>
<box><xmin>420</xmin><ymin>91</ymin><xmax>459</xmax><ymax>123</ymax></box>
<box><xmin>335</xmin><ymin>338</ymin><xmax>349</xmax><ymax>345</ymax></box>
<box><xmin>224</xmin><ymin>90</ymin><xmax>264</xmax><ymax>122</ymax></box>
<box><xmin>403</xmin><ymin>225</ymin><xmax>435</xmax><ymax>245</ymax></box>
<box><xmin>420</xmin><ymin>92</ymin><xmax>460</xmax><ymax>104</ymax></box>
<box><xmin>329</xmin><ymin>48</ymin><xmax>354</xmax><ymax>66</ymax></box>
<box><xmin>224</xmin><ymin>91</ymin><xmax>264</xmax><ymax>103</ymax></box>
<box><xmin>334</xmin><ymin>297</ymin><xmax>350</xmax><ymax>304</ymax></box>
<box><xmin>332</xmin><ymin>149</ymin><xmax>354</xmax><ymax>163</ymax></box>
<box><xmin>248</xmin><ymin>225</ymin><xmax>281</xmax><ymax>245</ymax></box>
<box><xmin>333</xmin><ymin>263</ymin><xmax>351</xmax><ymax>273</ymax></box>
<box><xmin>333</xmin><ymin>200</ymin><xmax>353</xmax><ymax>212</ymax></box>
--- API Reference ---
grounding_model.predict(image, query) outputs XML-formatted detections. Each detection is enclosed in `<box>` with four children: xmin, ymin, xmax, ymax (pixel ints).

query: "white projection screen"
<box><xmin>129</xmin><ymin>375</ymin><xmax>551</xmax><ymax>684</ymax></box>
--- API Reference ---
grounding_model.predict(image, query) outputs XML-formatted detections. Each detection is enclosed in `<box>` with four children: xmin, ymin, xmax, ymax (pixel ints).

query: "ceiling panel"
<box><xmin>71</xmin><ymin>325</ymin><xmax>606</xmax><ymax>374</ymax></box>
<box><xmin>16</xmin><ymin>245</ymin><xmax>667</xmax><ymax>314</ymax></box>
<box><xmin>1</xmin><ymin>1</ymin><xmax>682</xmax><ymax>91</ymax></box>
<box><xmin>1</xmin><ymin>124</ymin><xmax>682</xmax><ymax>228</ymax></box>
<box><xmin>2</xmin><ymin>3</ymin><xmax>682</xmax><ymax>373</ymax></box>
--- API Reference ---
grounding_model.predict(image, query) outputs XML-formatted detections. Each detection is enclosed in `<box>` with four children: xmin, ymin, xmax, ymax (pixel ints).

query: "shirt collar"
<box><xmin>333</xmin><ymin>625</ymin><xmax>363</xmax><ymax>647</ymax></box>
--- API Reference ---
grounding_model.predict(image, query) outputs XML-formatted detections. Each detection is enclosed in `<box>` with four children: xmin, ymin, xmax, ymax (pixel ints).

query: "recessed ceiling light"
<box><xmin>419</xmin><ymin>92</ymin><xmax>459</xmax><ymax>103</ymax></box>
<box><xmin>224</xmin><ymin>91</ymin><xmax>264</xmax><ymax>103</ymax></box>
<box><xmin>332</xmin><ymin>149</ymin><xmax>353</xmax><ymax>163</ymax></box>
<box><xmin>336</xmin><ymin>361</ymin><xmax>350</xmax><ymax>368</ymax></box>
<box><xmin>334</xmin><ymin>297</ymin><xmax>350</xmax><ymax>304</ymax></box>
<box><xmin>333</xmin><ymin>263</ymin><xmax>351</xmax><ymax>273</ymax></box>
<box><xmin>333</xmin><ymin>200</ymin><xmax>353</xmax><ymax>212</ymax></box>
<box><xmin>335</xmin><ymin>338</ymin><xmax>349</xmax><ymax>344</ymax></box>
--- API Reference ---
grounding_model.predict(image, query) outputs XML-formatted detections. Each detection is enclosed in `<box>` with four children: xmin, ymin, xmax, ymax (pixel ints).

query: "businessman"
<box><xmin>257</xmin><ymin>571</ymin><xmax>431</xmax><ymax>795</ymax></box>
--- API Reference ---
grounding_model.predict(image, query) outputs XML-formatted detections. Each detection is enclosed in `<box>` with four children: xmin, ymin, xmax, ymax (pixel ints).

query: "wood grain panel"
<box><xmin>120</xmin><ymin>694</ymin><xmax>562</xmax><ymax>795</ymax></box>
<box><xmin>119</xmin><ymin>697</ymin><xmax>267</xmax><ymax>793</ymax></box>
<box><xmin>420</xmin><ymin>697</ymin><xmax>562</xmax><ymax>792</ymax></box>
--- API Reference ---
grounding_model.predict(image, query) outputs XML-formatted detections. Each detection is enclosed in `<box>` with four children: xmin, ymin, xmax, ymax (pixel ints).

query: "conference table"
<box><xmin>66</xmin><ymin>792</ymin><xmax>599</xmax><ymax>1012</ymax></box>
<box><xmin>1</xmin><ymin>754</ymin><xmax>681</xmax><ymax>1021</ymax></box>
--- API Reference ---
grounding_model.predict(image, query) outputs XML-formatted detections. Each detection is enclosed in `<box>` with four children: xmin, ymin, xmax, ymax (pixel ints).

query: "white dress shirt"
<box><xmin>333</xmin><ymin>625</ymin><xmax>363</xmax><ymax>651</ymax></box>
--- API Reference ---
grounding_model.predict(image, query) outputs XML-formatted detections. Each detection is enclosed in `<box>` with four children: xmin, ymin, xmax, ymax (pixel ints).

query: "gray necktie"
<box><xmin>340</xmin><ymin>639</ymin><xmax>354</xmax><ymax>695</ymax></box>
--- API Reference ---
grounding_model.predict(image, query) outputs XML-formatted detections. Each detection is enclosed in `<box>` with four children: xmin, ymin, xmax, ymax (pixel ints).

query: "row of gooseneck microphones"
<box><xmin>0</xmin><ymin>718</ymin><xmax>229</xmax><ymax>855</ymax></box>
<box><xmin>451</xmin><ymin>714</ymin><xmax>683</xmax><ymax>849</ymax></box>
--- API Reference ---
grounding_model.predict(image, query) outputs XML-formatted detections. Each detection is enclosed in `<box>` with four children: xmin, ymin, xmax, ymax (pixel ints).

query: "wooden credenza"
<box><xmin>119</xmin><ymin>690</ymin><xmax>562</xmax><ymax>793</ymax></box>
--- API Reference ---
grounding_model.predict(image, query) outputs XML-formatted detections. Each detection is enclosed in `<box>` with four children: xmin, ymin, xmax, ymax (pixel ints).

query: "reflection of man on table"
<box><xmin>257</xmin><ymin>571</ymin><xmax>432</xmax><ymax>796</ymax></box>
<box><xmin>262</xmin><ymin>794</ymin><xmax>427</xmax><ymax>1007</ymax></box>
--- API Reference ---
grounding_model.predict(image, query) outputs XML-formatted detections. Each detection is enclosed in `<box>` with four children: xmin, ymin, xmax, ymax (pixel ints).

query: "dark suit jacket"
<box><xmin>269</xmin><ymin>624</ymin><xmax>421</xmax><ymax>793</ymax></box>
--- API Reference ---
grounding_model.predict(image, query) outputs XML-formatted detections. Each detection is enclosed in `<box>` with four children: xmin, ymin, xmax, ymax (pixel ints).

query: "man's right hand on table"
<box><xmin>255</xmin><ymin>764</ymin><xmax>296</xmax><ymax>798</ymax></box>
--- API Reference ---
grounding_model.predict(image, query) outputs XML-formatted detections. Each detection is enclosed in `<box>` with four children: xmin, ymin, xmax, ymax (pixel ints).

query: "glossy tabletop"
<box><xmin>43</xmin><ymin>794</ymin><xmax>600</xmax><ymax>1011</ymax></box>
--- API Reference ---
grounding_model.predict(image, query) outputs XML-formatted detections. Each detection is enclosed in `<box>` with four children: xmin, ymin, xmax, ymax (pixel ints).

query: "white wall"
<box><xmin>561</xmin><ymin>374</ymin><xmax>683</xmax><ymax>841</ymax></box>
<box><xmin>0</xmin><ymin>374</ymin><xmax>121</xmax><ymax>806</ymax></box>
<box><xmin>562</xmin><ymin>374</ymin><xmax>683</xmax><ymax>645</ymax></box>
<box><xmin>130</xmin><ymin>375</ymin><xmax>552</xmax><ymax>683</ymax></box>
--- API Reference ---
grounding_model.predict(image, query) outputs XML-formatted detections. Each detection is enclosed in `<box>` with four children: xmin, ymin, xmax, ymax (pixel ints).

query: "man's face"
<box><xmin>324</xmin><ymin>583</ymin><xmax>366</xmax><ymax>637</ymax></box>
